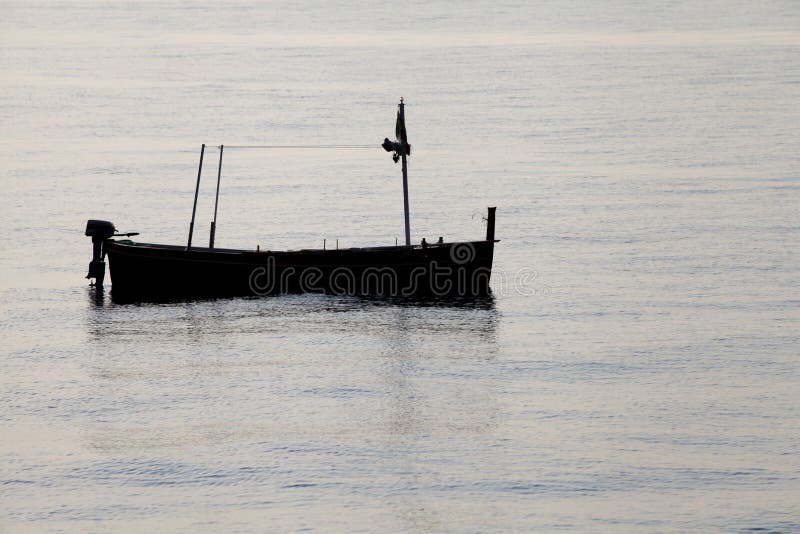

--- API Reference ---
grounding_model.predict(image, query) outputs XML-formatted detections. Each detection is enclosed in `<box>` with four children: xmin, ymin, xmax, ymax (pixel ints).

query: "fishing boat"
<box><xmin>84</xmin><ymin>99</ymin><xmax>498</xmax><ymax>302</ymax></box>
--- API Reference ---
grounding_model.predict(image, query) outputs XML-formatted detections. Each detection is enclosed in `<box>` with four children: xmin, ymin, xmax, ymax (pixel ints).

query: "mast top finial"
<box><xmin>400</xmin><ymin>97</ymin><xmax>404</xmax><ymax>103</ymax></box>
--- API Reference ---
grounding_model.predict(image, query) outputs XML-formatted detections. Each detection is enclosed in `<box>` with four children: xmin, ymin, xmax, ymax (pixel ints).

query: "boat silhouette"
<box><xmin>84</xmin><ymin>99</ymin><xmax>498</xmax><ymax>303</ymax></box>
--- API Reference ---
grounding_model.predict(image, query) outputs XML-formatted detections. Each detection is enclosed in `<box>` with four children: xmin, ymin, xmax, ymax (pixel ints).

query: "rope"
<box><xmin>220</xmin><ymin>144</ymin><xmax>377</xmax><ymax>149</ymax></box>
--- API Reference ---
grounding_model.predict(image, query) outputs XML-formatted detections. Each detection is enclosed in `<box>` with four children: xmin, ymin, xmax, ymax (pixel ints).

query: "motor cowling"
<box><xmin>85</xmin><ymin>219</ymin><xmax>116</xmax><ymax>287</ymax></box>
<box><xmin>85</xmin><ymin>219</ymin><xmax>116</xmax><ymax>240</ymax></box>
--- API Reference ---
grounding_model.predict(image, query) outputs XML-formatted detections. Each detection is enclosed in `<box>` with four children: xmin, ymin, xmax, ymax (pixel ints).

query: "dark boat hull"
<box><xmin>106</xmin><ymin>239</ymin><xmax>496</xmax><ymax>303</ymax></box>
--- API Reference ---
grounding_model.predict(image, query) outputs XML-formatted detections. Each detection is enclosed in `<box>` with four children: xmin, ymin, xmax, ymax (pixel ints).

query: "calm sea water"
<box><xmin>2</xmin><ymin>1</ymin><xmax>799</xmax><ymax>531</ymax></box>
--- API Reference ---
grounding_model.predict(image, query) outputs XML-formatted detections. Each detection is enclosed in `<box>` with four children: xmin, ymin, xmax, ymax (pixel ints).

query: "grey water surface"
<box><xmin>1</xmin><ymin>1</ymin><xmax>799</xmax><ymax>531</ymax></box>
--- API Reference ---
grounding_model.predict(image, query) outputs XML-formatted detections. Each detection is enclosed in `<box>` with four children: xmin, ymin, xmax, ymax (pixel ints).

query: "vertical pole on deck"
<box><xmin>210</xmin><ymin>144</ymin><xmax>224</xmax><ymax>249</ymax></box>
<box><xmin>187</xmin><ymin>143</ymin><xmax>205</xmax><ymax>249</ymax></box>
<box><xmin>486</xmin><ymin>207</ymin><xmax>496</xmax><ymax>241</ymax></box>
<box><xmin>399</xmin><ymin>98</ymin><xmax>411</xmax><ymax>247</ymax></box>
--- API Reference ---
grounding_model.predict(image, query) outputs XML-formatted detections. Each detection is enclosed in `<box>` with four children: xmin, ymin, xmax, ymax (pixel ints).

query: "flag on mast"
<box><xmin>395</xmin><ymin>110</ymin><xmax>411</xmax><ymax>157</ymax></box>
<box><xmin>382</xmin><ymin>103</ymin><xmax>411</xmax><ymax>162</ymax></box>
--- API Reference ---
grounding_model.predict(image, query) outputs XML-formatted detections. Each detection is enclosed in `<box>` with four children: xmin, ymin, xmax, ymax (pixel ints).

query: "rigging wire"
<box><xmin>218</xmin><ymin>144</ymin><xmax>377</xmax><ymax>149</ymax></box>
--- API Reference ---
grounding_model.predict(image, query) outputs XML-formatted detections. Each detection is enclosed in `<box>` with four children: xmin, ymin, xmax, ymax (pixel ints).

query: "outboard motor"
<box><xmin>85</xmin><ymin>219</ymin><xmax>116</xmax><ymax>287</ymax></box>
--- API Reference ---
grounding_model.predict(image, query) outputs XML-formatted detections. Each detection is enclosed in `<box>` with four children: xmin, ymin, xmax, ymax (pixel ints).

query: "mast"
<box><xmin>187</xmin><ymin>143</ymin><xmax>205</xmax><ymax>249</ymax></box>
<box><xmin>209</xmin><ymin>144</ymin><xmax>224</xmax><ymax>248</ymax></box>
<box><xmin>399</xmin><ymin>98</ymin><xmax>411</xmax><ymax>246</ymax></box>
